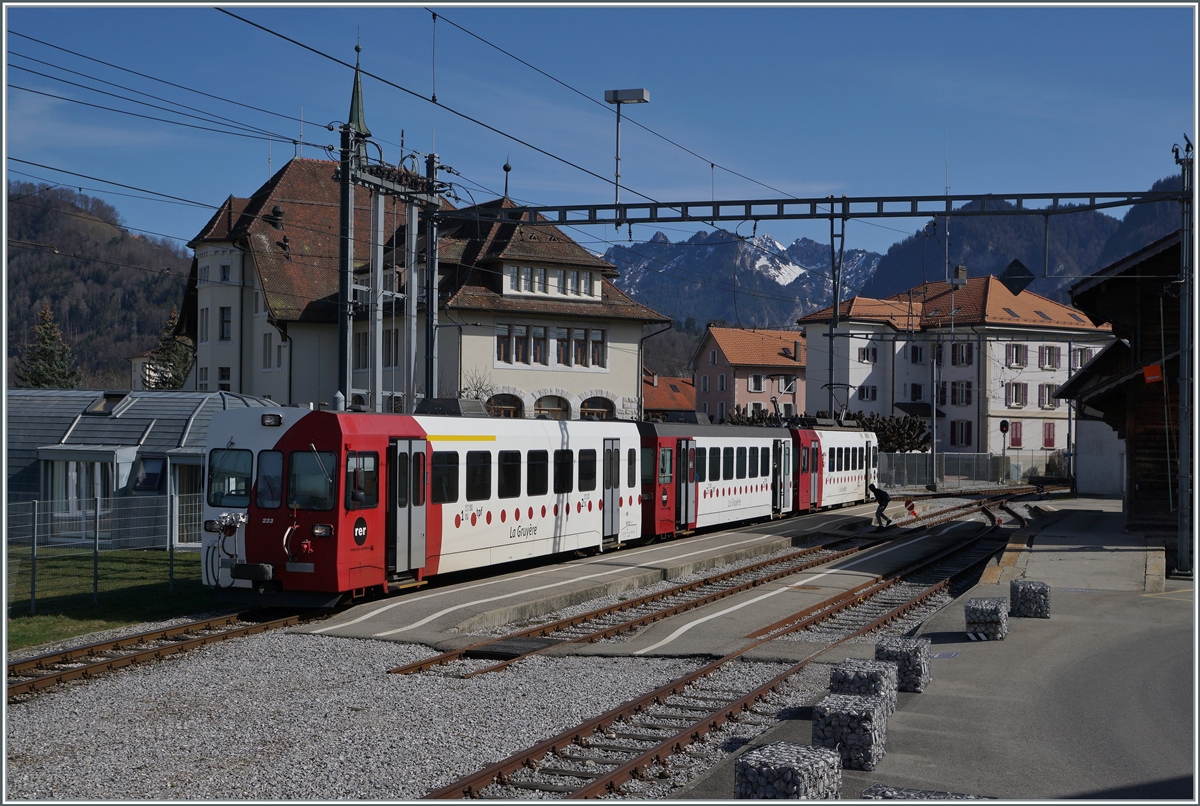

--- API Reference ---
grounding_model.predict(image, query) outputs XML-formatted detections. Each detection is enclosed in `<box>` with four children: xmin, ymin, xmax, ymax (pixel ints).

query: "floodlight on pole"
<box><xmin>605</xmin><ymin>88</ymin><xmax>649</xmax><ymax>221</ymax></box>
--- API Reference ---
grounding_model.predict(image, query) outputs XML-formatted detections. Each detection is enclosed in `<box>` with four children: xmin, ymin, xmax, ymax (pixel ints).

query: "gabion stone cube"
<box><xmin>964</xmin><ymin>597</ymin><xmax>1009</xmax><ymax>640</ymax></box>
<box><xmin>874</xmin><ymin>637</ymin><xmax>931</xmax><ymax>693</ymax></box>
<box><xmin>1010</xmin><ymin>579</ymin><xmax>1051</xmax><ymax>618</ymax></box>
<box><xmin>828</xmin><ymin>658</ymin><xmax>899</xmax><ymax>715</ymax></box>
<box><xmin>734</xmin><ymin>742</ymin><xmax>842</xmax><ymax>799</ymax></box>
<box><xmin>811</xmin><ymin>694</ymin><xmax>888</xmax><ymax>771</ymax></box>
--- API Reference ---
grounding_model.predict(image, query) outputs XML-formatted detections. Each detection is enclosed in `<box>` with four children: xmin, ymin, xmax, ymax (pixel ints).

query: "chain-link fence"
<box><xmin>6</xmin><ymin>493</ymin><xmax>204</xmax><ymax>615</ymax></box>
<box><xmin>879</xmin><ymin>450</ymin><xmax>1069</xmax><ymax>490</ymax></box>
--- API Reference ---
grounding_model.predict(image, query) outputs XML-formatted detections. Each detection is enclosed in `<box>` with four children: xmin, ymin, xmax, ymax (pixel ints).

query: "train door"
<box><xmin>772</xmin><ymin>439</ymin><xmax>793</xmax><ymax>514</ymax></box>
<box><xmin>863</xmin><ymin>440</ymin><xmax>873</xmax><ymax>500</ymax></box>
<box><xmin>387</xmin><ymin>438</ymin><xmax>427</xmax><ymax>574</ymax></box>
<box><xmin>810</xmin><ymin>442</ymin><xmax>821</xmax><ymax>508</ymax></box>
<box><xmin>676</xmin><ymin>439</ymin><xmax>696</xmax><ymax>529</ymax></box>
<box><xmin>602</xmin><ymin>439</ymin><xmax>620</xmax><ymax>541</ymax></box>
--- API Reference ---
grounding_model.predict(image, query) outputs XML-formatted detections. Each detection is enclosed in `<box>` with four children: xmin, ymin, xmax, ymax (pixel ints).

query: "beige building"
<box><xmin>691</xmin><ymin>326</ymin><xmax>806</xmax><ymax>422</ymax></box>
<box><xmin>177</xmin><ymin>158</ymin><xmax>667</xmax><ymax>419</ymax></box>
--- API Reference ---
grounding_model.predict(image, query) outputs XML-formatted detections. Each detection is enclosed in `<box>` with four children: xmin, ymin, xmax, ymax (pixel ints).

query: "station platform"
<box><xmin>675</xmin><ymin>497</ymin><xmax>1195</xmax><ymax>800</ymax></box>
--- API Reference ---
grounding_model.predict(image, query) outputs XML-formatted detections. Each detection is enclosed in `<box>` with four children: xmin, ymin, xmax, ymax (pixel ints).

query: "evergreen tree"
<box><xmin>143</xmin><ymin>307</ymin><xmax>194</xmax><ymax>390</ymax></box>
<box><xmin>13</xmin><ymin>303</ymin><xmax>81</xmax><ymax>388</ymax></box>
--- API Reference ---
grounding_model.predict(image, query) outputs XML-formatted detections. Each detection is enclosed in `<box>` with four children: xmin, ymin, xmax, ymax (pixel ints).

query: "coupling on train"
<box><xmin>201</xmin><ymin>408</ymin><xmax>879</xmax><ymax>606</ymax></box>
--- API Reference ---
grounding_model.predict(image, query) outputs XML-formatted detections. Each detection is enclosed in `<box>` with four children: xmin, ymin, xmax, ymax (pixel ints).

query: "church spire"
<box><xmin>348</xmin><ymin>44</ymin><xmax>371</xmax><ymax>138</ymax></box>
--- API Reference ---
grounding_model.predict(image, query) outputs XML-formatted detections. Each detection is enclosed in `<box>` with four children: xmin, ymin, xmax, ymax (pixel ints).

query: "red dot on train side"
<box><xmin>501</xmin><ymin>509</ymin><xmax>507</xmax><ymax>523</ymax></box>
<box><xmin>619</xmin><ymin>496</ymin><xmax>624</xmax><ymax>507</ymax></box>
<box><xmin>486</xmin><ymin>511</ymin><xmax>492</xmax><ymax>524</ymax></box>
<box><xmin>470</xmin><ymin>513</ymin><xmax>477</xmax><ymax>526</ymax></box>
<box><xmin>597</xmin><ymin>500</ymin><xmax>601</xmax><ymax>510</ymax></box>
<box><xmin>589</xmin><ymin>500</ymin><xmax>594</xmax><ymax>511</ymax></box>
<box><xmin>577</xmin><ymin>501</ymin><xmax>582</xmax><ymax>513</ymax></box>
<box><xmin>541</xmin><ymin>505</ymin><xmax>547</xmax><ymax>518</ymax></box>
<box><xmin>514</xmin><ymin>508</ymin><xmax>520</xmax><ymax>521</ymax></box>
<box><xmin>528</xmin><ymin>507</ymin><xmax>534</xmax><ymax>519</ymax></box>
<box><xmin>554</xmin><ymin>504</ymin><xmax>559</xmax><ymax>516</ymax></box>
<box><xmin>455</xmin><ymin>514</ymin><xmax>461</xmax><ymax>528</ymax></box>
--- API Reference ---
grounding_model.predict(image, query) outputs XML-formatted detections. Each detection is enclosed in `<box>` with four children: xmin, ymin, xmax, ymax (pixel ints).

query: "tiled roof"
<box><xmin>642</xmin><ymin>370</ymin><xmax>695</xmax><ymax>411</ymax></box>
<box><xmin>706</xmin><ymin>327</ymin><xmax>807</xmax><ymax>368</ymax></box>
<box><xmin>187</xmin><ymin>159</ymin><xmax>662</xmax><ymax>325</ymax></box>
<box><xmin>797</xmin><ymin>297</ymin><xmax>922</xmax><ymax>330</ymax></box>
<box><xmin>798</xmin><ymin>276</ymin><xmax>1108</xmax><ymax>332</ymax></box>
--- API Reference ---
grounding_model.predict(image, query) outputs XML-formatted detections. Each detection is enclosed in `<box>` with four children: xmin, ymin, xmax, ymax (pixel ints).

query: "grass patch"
<box><xmin>6</xmin><ymin>549</ymin><xmax>228</xmax><ymax>653</ymax></box>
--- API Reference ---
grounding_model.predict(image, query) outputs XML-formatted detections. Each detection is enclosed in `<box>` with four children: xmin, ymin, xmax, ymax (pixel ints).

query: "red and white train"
<box><xmin>202</xmin><ymin>408</ymin><xmax>878</xmax><ymax>606</ymax></box>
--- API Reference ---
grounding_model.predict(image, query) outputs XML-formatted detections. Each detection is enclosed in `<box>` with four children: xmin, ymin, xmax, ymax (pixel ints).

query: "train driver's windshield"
<box><xmin>208</xmin><ymin>449</ymin><xmax>252</xmax><ymax>507</ymax></box>
<box><xmin>288</xmin><ymin>450</ymin><xmax>337</xmax><ymax>511</ymax></box>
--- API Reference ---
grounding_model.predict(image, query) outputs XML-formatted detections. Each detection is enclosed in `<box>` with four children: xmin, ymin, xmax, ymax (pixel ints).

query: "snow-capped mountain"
<box><xmin>604</xmin><ymin>229</ymin><xmax>880</xmax><ymax>329</ymax></box>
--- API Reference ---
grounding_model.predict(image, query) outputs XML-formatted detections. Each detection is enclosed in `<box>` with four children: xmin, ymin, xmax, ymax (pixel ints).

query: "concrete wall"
<box><xmin>1075</xmin><ymin>419</ymin><xmax>1125</xmax><ymax>497</ymax></box>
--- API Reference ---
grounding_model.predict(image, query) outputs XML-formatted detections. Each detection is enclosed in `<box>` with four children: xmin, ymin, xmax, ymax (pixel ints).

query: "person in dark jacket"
<box><xmin>869</xmin><ymin>483</ymin><xmax>893</xmax><ymax>527</ymax></box>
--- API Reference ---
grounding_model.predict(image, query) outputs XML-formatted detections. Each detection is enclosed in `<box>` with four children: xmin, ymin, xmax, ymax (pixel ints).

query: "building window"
<box><xmin>1006</xmin><ymin>382</ymin><xmax>1029</xmax><ymax>407</ymax></box>
<box><xmin>951</xmin><ymin>381</ymin><xmax>973</xmax><ymax>406</ymax></box>
<box><xmin>496</xmin><ymin>325</ymin><xmax>512</xmax><ymax>363</ymax></box>
<box><xmin>1043</xmin><ymin>421</ymin><xmax>1056</xmax><ymax>448</ymax></box>
<box><xmin>718</xmin><ymin>374</ymin><xmax>726</xmax><ymax>392</ymax></box>
<box><xmin>951</xmin><ymin>343</ymin><xmax>974</xmax><ymax>366</ymax></box>
<box><xmin>353</xmin><ymin>332</ymin><xmax>369</xmax><ymax>370</ymax></box>
<box><xmin>580</xmin><ymin>397</ymin><xmax>614</xmax><ymax>420</ymax></box>
<box><xmin>535</xmin><ymin>395</ymin><xmax>569</xmax><ymax>420</ymax></box>
<box><xmin>218</xmin><ymin>366</ymin><xmax>231</xmax><ymax>392</ymax></box>
<box><xmin>749</xmin><ymin>374</ymin><xmax>764</xmax><ymax>393</ymax></box>
<box><xmin>702</xmin><ymin>401</ymin><xmax>709</xmax><ymax>415</ymax></box>
<box><xmin>1009</xmin><ymin>421</ymin><xmax>1023</xmax><ymax>448</ymax></box>
<box><xmin>710</xmin><ymin>350</ymin><xmax>718</xmax><ymax>366</ymax></box>
<box><xmin>572</xmin><ymin>330</ymin><xmax>589</xmax><ymax>367</ymax></box>
<box><xmin>262</xmin><ymin>332</ymin><xmax>272</xmax><ymax>370</ymax></box>
<box><xmin>910</xmin><ymin>344</ymin><xmax>924</xmax><ymax>364</ymax></box>
<box><xmin>1073</xmin><ymin>347</ymin><xmax>1095</xmax><ymax>369</ymax></box>
<box><xmin>555</xmin><ymin>328</ymin><xmax>571</xmax><ymax>366</ymax></box>
<box><xmin>950</xmin><ymin>420</ymin><xmax>973</xmax><ymax>447</ymax></box>
<box><xmin>486</xmin><ymin>394</ymin><xmax>524</xmax><ymax>419</ymax></box>
<box><xmin>857</xmin><ymin>385</ymin><xmax>877</xmax><ymax>401</ymax></box>
<box><xmin>718</xmin><ymin>401</ymin><xmax>726</xmax><ymax>421</ymax></box>
<box><xmin>780</xmin><ymin>376</ymin><xmax>796</xmax><ymax>393</ymax></box>
<box><xmin>219</xmin><ymin>307</ymin><xmax>232</xmax><ymax>341</ymax></box>
<box><xmin>199</xmin><ymin>265</ymin><xmax>209</xmax><ymax>285</ymax></box>
<box><xmin>751</xmin><ymin>402</ymin><xmax>764</xmax><ymax>415</ymax></box>
<box><xmin>219</xmin><ymin>264</ymin><xmax>231</xmax><ymax>283</ymax></box>
<box><xmin>857</xmin><ymin>346</ymin><xmax>878</xmax><ymax>364</ymax></box>
<box><xmin>589</xmin><ymin>330</ymin><xmax>606</xmax><ymax>368</ymax></box>
<box><xmin>1039</xmin><ymin>345</ymin><xmax>1061</xmax><ymax>370</ymax></box>
<box><xmin>910</xmin><ymin>383</ymin><xmax>924</xmax><ymax>402</ymax></box>
<box><xmin>512</xmin><ymin>326</ymin><xmax>530</xmax><ymax>364</ymax></box>
<box><xmin>783</xmin><ymin>403</ymin><xmax>795</xmax><ymax>417</ymax></box>
<box><xmin>198</xmin><ymin>366</ymin><xmax>208</xmax><ymax>391</ymax></box>
<box><xmin>1005</xmin><ymin>343</ymin><xmax>1028</xmax><ymax>367</ymax></box>
<box><xmin>555</xmin><ymin>269</ymin><xmax>567</xmax><ymax>294</ymax></box>
<box><xmin>531</xmin><ymin>327</ymin><xmax>547</xmax><ymax>365</ymax></box>
<box><xmin>383</xmin><ymin>329</ymin><xmax>398</xmax><ymax>368</ymax></box>
<box><xmin>938</xmin><ymin>381</ymin><xmax>947</xmax><ymax>406</ymax></box>
<box><xmin>536</xmin><ymin>268</ymin><xmax>547</xmax><ymax>293</ymax></box>
<box><xmin>701</xmin><ymin>375</ymin><xmax>709</xmax><ymax>393</ymax></box>
<box><xmin>522</xmin><ymin>266</ymin><xmax>533</xmax><ymax>292</ymax></box>
<box><xmin>1039</xmin><ymin>383</ymin><xmax>1060</xmax><ymax>409</ymax></box>
<box><xmin>509</xmin><ymin>266</ymin><xmax>520</xmax><ymax>291</ymax></box>
<box><xmin>199</xmin><ymin>308</ymin><xmax>209</xmax><ymax>343</ymax></box>
<box><xmin>569</xmin><ymin>271</ymin><xmax>579</xmax><ymax>295</ymax></box>
<box><xmin>584</xmin><ymin>272</ymin><xmax>595</xmax><ymax>297</ymax></box>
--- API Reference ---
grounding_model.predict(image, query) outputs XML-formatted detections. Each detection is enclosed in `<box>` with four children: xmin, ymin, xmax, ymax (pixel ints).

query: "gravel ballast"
<box><xmin>6</xmin><ymin>631</ymin><xmax>700</xmax><ymax>800</ymax></box>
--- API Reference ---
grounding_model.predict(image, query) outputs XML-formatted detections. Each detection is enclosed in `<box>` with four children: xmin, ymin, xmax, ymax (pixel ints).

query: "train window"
<box><xmin>859</xmin><ymin>447</ymin><xmax>865</xmax><ymax>470</ymax></box>
<box><xmin>412</xmin><ymin>452</ymin><xmax>426</xmax><ymax>506</ymax></box>
<box><xmin>800</xmin><ymin>444</ymin><xmax>809</xmax><ymax>473</ymax></box>
<box><xmin>839</xmin><ymin>448</ymin><xmax>846</xmax><ymax>472</ymax></box>
<box><xmin>579</xmin><ymin>449</ymin><xmax>597</xmax><ymax>492</ymax></box>
<box><xmin>695</xmin><ymin>448</ymin><xmax>706</xmax><ymax>482</ymax></box>
<box><xmin>748</xmin><ymin>447</ymin><xmax>759</xmax><ymax>478</ymax></box>
<box><xmin>498</xmin><ymin>451</ymin><xmax>522</xmax><ymax>499</ymax></box>
<box><xmin>287</xmin><ymin>450</ymin><xmax>337</xmax><ymax>511</ymax></box>
<box><xmin>761</xmin><ymin>448</ymin><xmax>770</xmax><ymax>477</ymax></box>
<box><xmin>723</xmin><ymin>447</ymin><xmax>734</xmax><ymax>479</ymax></box>
<box><xmin>735</xmin><ymin>447</ymin><xmax>747</xmax><ymax>479</ymax></box>
<box><xmin>208</xmin><ymin>448</ymin><xmax>252</xmax><ymax>507</ymax></box>
<box><xmin>256</xmin><ymin>451</ymin><xmax>283</xmax><ymax>509</ymax></box>
<box><xmin>431</xmin><ymin>452</ymin><xmax>459</xmax><ymax>504</ymax></box>
<box><xmin>603</xmin><ymin>449</ymin><xmax>614</xmax><ymax>491</ymax></box>
<box><xmin>658</xmin><ymin>448</ymin><xmax>673</xmax><ymax>483</ymax></box>
<box><xmin>395</xmin><ymin>451</ymin><xmax>409</xmax><ymax>509</ymax></box>
<box><xmin>627</xmin><ymin>448</ymin><xmax>637</xmax><ymax>489</ymax></box>
<box><xmin>828</xmin><ymin>448</ymin><xmax>835</xmax><ymax>472</ymax></box>
<box><xmin>344</xmin><ymin>452</ymin><xmax>379</xmax><ymax>510</ymax></box>
<box><xmin>527</xmin><ymin>451</ymin><xmax>549</xmax><ymax>496</ymax></box>
<box><xmin>873</xmin><ymin>446</ymin><xmax>879</xmax><ymax>469</ymax></box>
<box><xmin>641</xmin><ymin>448</ymin><xmax>655</xmax><ymax>485</ymax></box>
<box><xmin>710</xmin><ymin>448</ymin><xmax>722</xmax><ymax>481</ymax></box>
<box><xmin>466</xmin><ymin>451</ymin><xmax>492</xmax><ymax>502</ymax></box>
<box><xmin>554</xmin><ymin>449</ymin><xmax>574</xmax><ymax>494</ymax></box>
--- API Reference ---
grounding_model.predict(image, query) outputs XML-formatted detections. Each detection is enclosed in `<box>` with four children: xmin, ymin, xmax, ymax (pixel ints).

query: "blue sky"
<box><xmin>5</xmin><ymin>4</ymin><xmax>1196</xmax><ymax>258</ymax></box>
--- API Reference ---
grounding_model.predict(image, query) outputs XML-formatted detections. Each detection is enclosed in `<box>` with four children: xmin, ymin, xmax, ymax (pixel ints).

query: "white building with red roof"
<box><xmin>799</xmin><ymin>272</ymin><xmax>1114</xmax><ymax>457</ymax></box>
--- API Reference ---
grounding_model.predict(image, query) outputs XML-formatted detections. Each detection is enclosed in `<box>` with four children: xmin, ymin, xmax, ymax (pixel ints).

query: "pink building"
<box><xmin>691</xmin><ymin>326</ymin><xmax>806</xmax><ymax>422</ymax></box>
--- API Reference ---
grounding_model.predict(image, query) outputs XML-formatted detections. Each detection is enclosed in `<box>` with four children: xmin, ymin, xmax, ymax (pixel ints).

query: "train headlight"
<box><xmin>203</xmin><ymin>519</ymin><xmax>220</xmax><ymax>533</ymax></box>
<box><xmin>311</xmin><ymin>524</ymin><xmax>334</xmax><ymax>537</ymax></box>
<box><xmin>261</xmin><ymin>413</ymin><xmax>284</xmax><ymax>427</ymax></box>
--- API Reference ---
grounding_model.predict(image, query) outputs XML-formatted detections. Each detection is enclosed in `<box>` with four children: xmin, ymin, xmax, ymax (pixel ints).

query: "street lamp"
<box><xmin>604</xmin><ymin>88</ymin><xmax>649</xmax><ymax>214</ymax></box>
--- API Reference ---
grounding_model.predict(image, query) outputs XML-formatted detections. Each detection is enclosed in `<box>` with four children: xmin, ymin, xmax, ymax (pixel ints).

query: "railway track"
<box><xmin>6</xmin><ymin>609</ymin><xmax>310</xmax><ymax>700</ymax></box>
<box><xmin>422</xmin><ymin>498</ymin><xmax>1024</xmax><ymax>799</ymax></box>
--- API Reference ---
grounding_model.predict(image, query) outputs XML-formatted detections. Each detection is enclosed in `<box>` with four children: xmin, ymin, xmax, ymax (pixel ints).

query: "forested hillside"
<box><xmin>6</xmin><ymin>182</ymin><xmax>190</xmax><ymax>388</ymax></box>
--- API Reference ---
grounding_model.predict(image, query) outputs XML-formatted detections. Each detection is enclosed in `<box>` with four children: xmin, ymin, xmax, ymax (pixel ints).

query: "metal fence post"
<box><xmin>30</xmin><ymin>500</ymin><xmax>38</xmax><ymax>615</ymax></box>
<box><xmin>93</xmin><ymin>497</ymin><xmax>100</xmax><ymax>606</ymax></box>
<box><xmin>168</xmin><ymin>493</ymin><xmax>175</xmax><ymax>594</ymax></box>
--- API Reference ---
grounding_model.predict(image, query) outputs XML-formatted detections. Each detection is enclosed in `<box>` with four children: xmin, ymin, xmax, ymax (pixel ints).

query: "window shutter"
<box><xmin>1038</xmin><ymin>385</ymin><xmax>1045</xmax><ymax>407</ymax></box>
<box><xmin>966</xmin><ymin>343</ymin><xmax>974</xmax><ymax>366</ymax></box>
<box><xmin>1005</xmin><ymin>344</ymin><xmax>1011</xmax><ymax>365</ymax></box>
<box><xmin>1021</xmin><ymin>384</ymin><xmax>1028</xmax><ymax>406</ymax></box>
<box><xmin>939</xmin><ymin>382</ymin><xmax>947</xmax><ymax>406</ymax></box>
<box><xmin>965</xmin><ymin>382</ymin><xmax>972</xmax><ymax>406</ymax></box>
<box><xmin>1038</xmin><ymin>345</ymin><xmax>1045</xmax><ymax>368</ymax></box>
<box><xmin>1005</xmin><ymin>383</ymin><xmax>1012</xmax><ymax>406</ymax></box>
<box><xmin>1051</xmin><ymin>384</ymin><xmax>1060</xmax><ymax>408</ymax></box>
<box><xmin>950</xmin><ymin>423</ymin><xmax>957</xmax><ymax>446</ymax></box>
<box><xmin>951</xmin><ymin>346</ymin><xmax>958</xmax><ymax>366</ymax></box>
<box><xmin>871</xmin><ymin>386</ymin><xmax>877</xmax><ymax>401</ymax></box>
